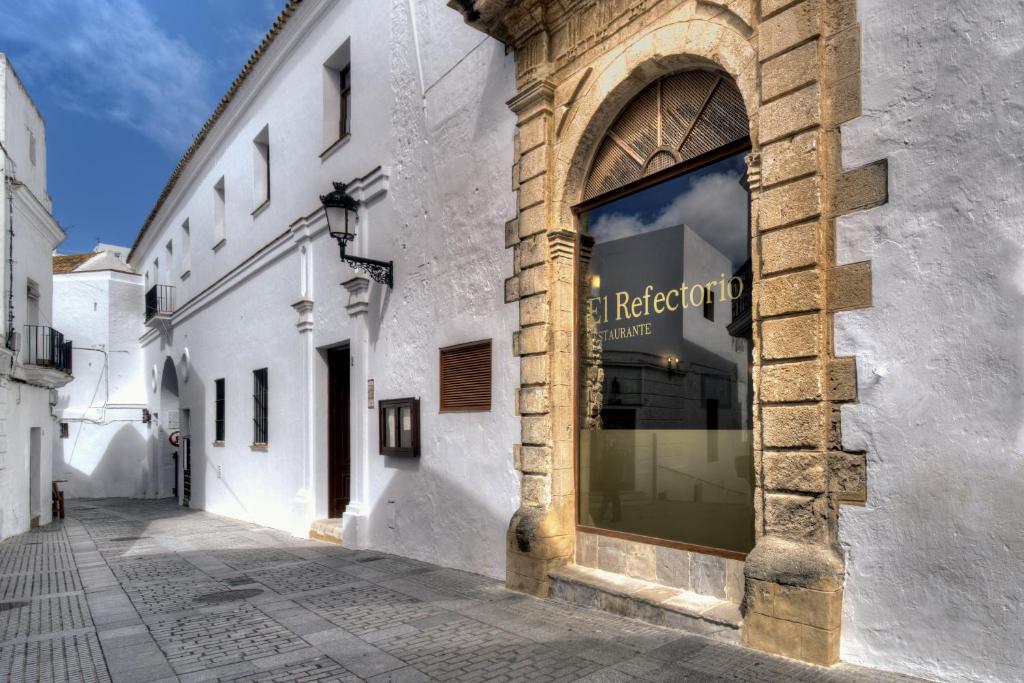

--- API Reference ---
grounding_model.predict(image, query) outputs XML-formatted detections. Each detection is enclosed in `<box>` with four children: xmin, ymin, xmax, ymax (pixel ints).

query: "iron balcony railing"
<box><xmin>22</xmin><ymin>325</ymin><xmax>73</xmax><ymax>374</ymax></box>
<box><xmin>145</xmin><ymin>284</ymin><xmax>176</xmax><ymax>322</ymax></box>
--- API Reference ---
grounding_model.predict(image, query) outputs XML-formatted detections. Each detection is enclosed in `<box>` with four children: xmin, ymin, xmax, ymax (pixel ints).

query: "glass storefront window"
<box><xmin>578</xmin><ymin>149</ymin><xmax>754</xmax><ymax>555</ymax></box>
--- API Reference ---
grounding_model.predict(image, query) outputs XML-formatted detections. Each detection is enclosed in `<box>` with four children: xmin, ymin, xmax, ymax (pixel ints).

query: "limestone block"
<box><xmin>827</xmin><ymin>261</ymin><xmax>871</xmax><ymax>311</ymax></box>
<box><xmin>760</xmin><ymin>360</ymin><xmax>822</xmax><ymax>402</ymax></box>
<box><xmin>761</xmin><ymin>314</ymin><xmax>820</xmax><ymax>359</ymax></box>
<box><xmin>758</xmin><ymin>269</ymin><xmax>822</xmax><ymax>316</ymax></box>
<box><xmin>761</xmin><ymin>221</ymin><xmax>816</xmax><ymax>275</ymax></box>
<box><xmin>518</xmin><ymin>264</ymin><xmax>548</xmax><ymax>297</ymax></box>
<box><xmin>759</xmin><ymin>83</ymin><xmax>820</xmax><ymax>143</ymax></box>
<box><xmin>623</xmin><ymin>539</ymin><xmax>657</xmax><ymax>582</ymax></box>
<box><xmin>519</xmin><ymin>386</ymin><xmax>550</xmax><ymax>415</ymax></box>
<box><xmin>759</xmin><ymin>0</ymin><xmax>820</xmax><ymax>60</ymax></box>
<box><xmin>576</xmin><ymin>532</ymin><xmax>598</xmax><ymax>568</ymax></box>
<box><xmin>518</xmin><ymin>204</ymin><xmax>546</xmax><ymax>238</ymax></box>
<box><xmin>504</xmin><ymin>275</ymin><xmax>520</xmax><ymax>303</ymax></box>
<box><xmin>758</xmin><ymin>175</ymin><xmax>820</xmax><ymax>230</ymax></box>
<box><xmin>517</xmin><ymin>233</ymin><xmax>546</xmax><ymax>269</ymax></box>
<box><xmin>824</xmin><ymin>24</ymin><xmax>859</xmax><ymax>83</ymax></box>
<box><xmin>520</xmin><ymin>354</ymin><xmax>549</xmax><ymax>385</ymax></box>
<box><xmin>762</xmin><ymin>404</ymin><xmax>825</xmax><ymax>448</ymax></box>
<box><xmin>828</xmin><ymin>357</ymin><xmax>857</xmax><ymax>401</ymax></box>
<box><xmin>518</xmin><ymin>324</ymin><xmax>549</xmax><ymax>355</ymax></box>
<box><xmin>520</xmin><ymin>446</ymin><xmax>552</xmax><ymax>473</ymax></box>
<box><xmin>690</xmin><ymin>552</ymin><xmax>727</xmax><ymax>599</ymax></box>
<box><xmin>825</xmin><ymin>72</ymin><xmax>861</xmax><ymax>125</ymax></box>
<box><xmin>519</xmin><ymin>146</ymin><xmax>548</xmax><ymax>182</ymax></box>
<box><xmin>763</xmin><ymin>451</ymin><xmax>827</xmax><ymax>493</ymax></box>
<box><xmin>725</xmin><ymin>559</ymin><xmax>745</xmax><ymax>603</ymax></box>
<box><xmin>832</xmin><ymin>159</ymin><xmax>887</xmax><ymax>215</ymax></box>
<box><xmin>517</xmin><ymin>115</ymin><xmax>548</xmax><ymax>152</ymax></box>
<box><xmin>773</xmin><ymin>584</ymin><xmax>842</xmax><ymax>630</ymax></box>
<box><xmin>761</xmin><ymin>41</ymin><xmax>817</xmax><ymax>101</ymax></box>
<box><xmin>655</xmin><ymin>545</ymin><xmax>691</xmax><ymax>590</ymax></box>
<box><xmin>597</xmin><ymin>537</ymin><xmax>628</xmax><ymax>574</ymax></box>
<box><xmin>829</xmin><ymin>450</ymin><xmax>867</xmax><ymax>502</ymax></box>
<box><xmin>505</xmin><ymin>218</ymin><xmax>519</xmax><ymax>248</ymax></box>
<box><xmin>518</xmin><ymin>175</ymin><xmax>546</xmax><ymax>209</ymax></box>
<box><xmin>764</xmin><ymin>492</ymin><xmax>826</xmax><ymax>542</ymax></box>
<box><xmin>519</xmin><ymin>293</ymin><xmax>549</xmax><ymax>327</ymax></box>
<box><xmin>761</xmin><ymin>132</ymin><xmax>818</xmax><ymax>188</ymax></box>
<box><xmin>522</xmin><ymin>473</ymin><xmax>551</xmax><ymax>506</ymax></box>
<box><xmin>521</xmin><ymin>414</ymin><xmax>551</xmax><ymax>446</ymax></box>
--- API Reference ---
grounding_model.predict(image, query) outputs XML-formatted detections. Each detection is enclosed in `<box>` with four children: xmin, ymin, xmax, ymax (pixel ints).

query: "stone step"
<box><xmin>308</xmin><ymin>518</ymin><xmax>342</xmax><ymax>544</ymax></box>
<box><xmin>549</xmin><ymin>564</ymin><xmax>741</xmax><ymax>643</ymax></box>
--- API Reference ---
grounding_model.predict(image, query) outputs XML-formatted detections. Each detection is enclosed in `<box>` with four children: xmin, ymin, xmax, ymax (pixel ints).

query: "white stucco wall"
<box><xmin>128</xmin><ymin>0</ymin><xmax>519</xmax><ymax>579</ymax></box>
<box><xmin>0</xmin><ymin>55</ymin><xmax>63</xmax><ymax>540</ymax></box>
<box><xmin>836</xmin><ymin>2</ymin><xmax>1024</xmax><ymax>681</ymax></box>
<box><xmin>53</xmin><ymin>269</ymin><xmax>147</xmax><ymax>499</ymax></box>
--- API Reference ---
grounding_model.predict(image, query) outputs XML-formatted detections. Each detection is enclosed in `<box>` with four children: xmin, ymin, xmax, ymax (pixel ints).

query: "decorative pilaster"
<box><xmin>340</xmin><ymin>275</ymin><xmax>371</xmax><ymax>547</ymax></box>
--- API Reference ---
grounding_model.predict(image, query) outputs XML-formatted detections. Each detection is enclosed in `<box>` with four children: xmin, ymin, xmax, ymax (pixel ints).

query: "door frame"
<box><xmin>326</xmin><ymin>344</ymin><xmax>351</xmax><ymax>519</ymax></box>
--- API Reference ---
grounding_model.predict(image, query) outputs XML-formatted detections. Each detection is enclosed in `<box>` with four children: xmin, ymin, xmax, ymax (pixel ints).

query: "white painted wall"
<box><xmin>836</xmin><ymin>2</ymin><xmax>1024</xmax><ymax>681</ymax></box>
<box><xmin>0</xmin><ymin>53</ymin><xmax>64</xmax><ymax>540</ymax></box>
<box><xmin>128</xmin><ymin>0</ymin><xmax>519</xmax><ymax>579</ymax></box>
<box><xmin>53</xmin><ymin>268</ymin><xmax>147</xmax><ymax>499</ymax></box>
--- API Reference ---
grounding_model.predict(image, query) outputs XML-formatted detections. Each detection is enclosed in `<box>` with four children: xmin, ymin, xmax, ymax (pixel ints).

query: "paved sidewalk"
<box><xmin>0</xmin><ymin>499</ymin><xmax>919</xmax><ymax>682</ymax></box>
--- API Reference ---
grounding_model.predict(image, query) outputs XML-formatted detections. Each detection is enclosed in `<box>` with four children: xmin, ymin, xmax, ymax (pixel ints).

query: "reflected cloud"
<box><xmin>589</xmin><ymin>170</ymin><xmax>748</xmax><ymax>264</ymax></box>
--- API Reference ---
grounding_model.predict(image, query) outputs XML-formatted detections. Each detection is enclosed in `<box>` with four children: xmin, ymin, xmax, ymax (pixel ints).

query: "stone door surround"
<box><xmin>450</xmin><ymin>0</ymin><xmax>886</xmax><ymax>666</ymax></box>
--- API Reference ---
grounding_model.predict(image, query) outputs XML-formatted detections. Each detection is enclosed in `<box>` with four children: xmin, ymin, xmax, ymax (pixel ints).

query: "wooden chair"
<box><xmin>51</xmin><ymin>480</ymin><xmax>67</xmax><ymax>520</ymax></box>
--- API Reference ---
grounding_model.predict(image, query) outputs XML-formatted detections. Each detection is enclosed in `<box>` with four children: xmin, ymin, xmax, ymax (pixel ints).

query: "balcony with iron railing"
<box><xmin>14</xmin><ymin>325</ymin><xmax>73</xmax><ymax>387</ymax></box>
<box><xmin>145</xmin><ymin>284</ymin><xmax>176</xmax><ymax>323</ymax></box>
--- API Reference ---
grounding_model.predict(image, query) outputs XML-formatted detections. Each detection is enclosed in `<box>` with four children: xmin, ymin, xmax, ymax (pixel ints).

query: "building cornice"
<box><xmin>11</xmin><ymin>182</ymin><xmax>64</xmax><ymax>247</ymax></box>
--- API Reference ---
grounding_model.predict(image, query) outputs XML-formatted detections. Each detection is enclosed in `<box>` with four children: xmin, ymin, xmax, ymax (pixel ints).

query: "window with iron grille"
<box><xmin>252</xmin><ymin>369</ymin><xmax>268</xmax><ymax>445</ymax></box>
<box><xmin>59</xmin><ymin>422</ymin><xmax>69</xmax><ymax>439</ymax></box>
<box><xmin>703</xmin><ymin>287</ymin><xmax>715</xmax><ymax>321</ymax></box>
<box><xmin>440</xmin><ymin>340</ymin><xmax>491</xmax><ymax>412</ymax></box>
<box><xmin>214</xmin><ymin>378</ymin><xmax>225</xmax><ymax>442</ymax></box>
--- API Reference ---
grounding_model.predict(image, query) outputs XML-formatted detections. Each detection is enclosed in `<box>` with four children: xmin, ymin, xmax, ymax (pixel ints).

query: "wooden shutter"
<box><xmin>440</xmin><ymin>340</ymin><xmax>491</xmax><ymax>412</ymax></box>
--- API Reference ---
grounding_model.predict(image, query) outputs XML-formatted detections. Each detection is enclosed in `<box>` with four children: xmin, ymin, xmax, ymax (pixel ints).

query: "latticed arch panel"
<box><xmin>582</xmin><ymin>71</ymin><xmax>749</xmax><ymax>201</ymax></box>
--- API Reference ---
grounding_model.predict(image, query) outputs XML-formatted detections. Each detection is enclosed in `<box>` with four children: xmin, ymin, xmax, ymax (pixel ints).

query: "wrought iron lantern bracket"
<box><xmin>321</xmin><ymin>182</ymin><xmax>394</xmax><ymax>288</ymax></box>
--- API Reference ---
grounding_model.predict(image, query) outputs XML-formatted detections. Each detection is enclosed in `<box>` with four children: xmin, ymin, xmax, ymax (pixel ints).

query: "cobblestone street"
<box><xmin>0</xmin><ymin>500</ymin><xmax>917</xmax><ymax>682</ymax></box>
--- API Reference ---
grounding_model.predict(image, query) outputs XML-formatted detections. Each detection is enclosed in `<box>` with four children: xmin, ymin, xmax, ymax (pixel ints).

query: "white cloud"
<box><xmin>589</xmin><ymin>170</ymin><xmax>750</xmax><ymax>262</ymax></box>
<box><xmin>0</xmin><ymin>0</ymin><xmax>211</xmax><ymax>152</ymax></box>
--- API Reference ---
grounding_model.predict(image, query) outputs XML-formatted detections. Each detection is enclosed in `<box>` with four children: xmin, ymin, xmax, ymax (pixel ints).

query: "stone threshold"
<box><xmin>549</xmin><ymin>564</ymin><xmax>741</xmax><ymax>643</ymax></box>
<box><xmin>308</xmin><ymin>518</ymin><xmax>342</xmax><ymax>544</ymax></box>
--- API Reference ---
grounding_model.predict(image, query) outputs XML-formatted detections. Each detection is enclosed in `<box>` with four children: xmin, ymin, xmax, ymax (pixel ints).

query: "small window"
<box><xmin>702</xmin><ymin>285</ymin><xmax>714</xmax><ymax>321</ymax></box>
<box><xmin>214</xmin><ymin>378</ymin><xmax>225</xmax><ymax>442</ymax></box>
<box><xmin>165</xmin><ymin>240</ymin><xmax>174</xmax><ymax>281</ymax></box>
<box><xmin>322</xmin><ymin>41</ymin><xmax>351</xmax><ymax>151</ymax></box>
<box><xmin>252</xmin><ymin>126</ymin><xmax>270</xmax><ymax>211</ymax></box>
<box><xmin>180</xmin><ymin>219</ymin><xmax>191</xmax><ymax>276</ymax></box>
<box><xmin>59</xmin><ymin>422</ymin><xmax>69</xmax><ymax>439</ymax></box>
<box><xmin>379</xmin><ymin>398</ymin><xmax>419</xmax><ymax>457</ymax></box>
<box><xmin>213</xmin><ymin>177</ymin><xmax>226</xmax><ymax>247</ymax></box>
<box><xmin>252</xmin><ymin>368</ymin><xmax>268</xmax><ymax>445</ymax></box>
<box><xmin>440</xmin><ymin>340</ymin><xmax>492</xmax><ymax>412</ymax></box>
<box><xmin>28</xmin><ymin>129</ymin><xmax>36</xmax><ymax>166</ymax></box>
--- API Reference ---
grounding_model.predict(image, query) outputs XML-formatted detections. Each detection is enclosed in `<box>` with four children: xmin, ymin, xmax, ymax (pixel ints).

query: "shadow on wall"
<box><xmin>364</xmin><ymin>451</ymin><xmax>516</xmax><ymax>581</ymax></box>
<box><xmin>56</xmin><ymin>423</ymin><xmax>148</xmax><ymax>499</ymax></box>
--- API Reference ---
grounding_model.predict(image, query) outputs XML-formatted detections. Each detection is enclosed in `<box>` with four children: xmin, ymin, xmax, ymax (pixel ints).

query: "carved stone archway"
<box><xmin>452</xmin><ymin>0</ymin><xmax>887</xmax><ymax>666</ymax></box>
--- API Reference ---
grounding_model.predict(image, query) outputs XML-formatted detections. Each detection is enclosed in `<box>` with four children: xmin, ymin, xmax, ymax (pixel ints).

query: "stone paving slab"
<box><xmin>0</xmin><ymin>498</ymin><xmax>927</xmax><ymax>682</ymax></box>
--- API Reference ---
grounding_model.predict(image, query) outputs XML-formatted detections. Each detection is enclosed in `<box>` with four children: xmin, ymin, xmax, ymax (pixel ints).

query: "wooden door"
<box><xmin>327</xmin><ymin>347</ymin><xmax>351</xmax><ymax>518</ymax></box>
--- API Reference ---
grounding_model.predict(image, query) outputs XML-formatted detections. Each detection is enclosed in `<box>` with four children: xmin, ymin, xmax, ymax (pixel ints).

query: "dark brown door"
<box><xmin>327</xmin><ymin>346</ymin><xmax>351</xmax><ymax>518</ymax></box>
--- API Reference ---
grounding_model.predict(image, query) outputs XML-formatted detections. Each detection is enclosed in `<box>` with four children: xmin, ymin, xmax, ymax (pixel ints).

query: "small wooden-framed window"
<box><xmin>59</xmin><ymin>422</ymin><xmax>69</xmax><ymax>439</ymax></box>
<box><xmin>214</xmin><ymin>378</ymin><xmax>225</xmax><ymax>443</ymax></box>
<box><xmin>339</xmin><ymin>66</ymin><xmax>351</xmax><ymax>139</ymax></box>
<box><xmin>379</xmin><ymin>398</ymin><xmax>419</xmax><ymax>457</ymax></box>
<box><xmin>440</xmin><ymin>340</ymin><xmax>491</xmax><ymax>412</ymax></box>
<box><xmin>252</xmin><ymin>368</ymin><xmax>268</xmax><ymax>445</ymax></box>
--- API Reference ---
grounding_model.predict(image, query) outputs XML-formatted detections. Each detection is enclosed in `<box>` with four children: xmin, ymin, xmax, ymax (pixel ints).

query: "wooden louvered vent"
<box><xmin>440</xmin><ymin>340</ymin><xmax>492</xmax><ymax>412</ymax></box>
<box><xmin>584</xmin><ymin>71</ymin><xmax>749</xmax><ymax>201</ymax></box>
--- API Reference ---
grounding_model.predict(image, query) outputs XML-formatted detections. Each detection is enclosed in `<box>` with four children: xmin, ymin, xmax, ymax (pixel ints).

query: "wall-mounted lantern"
<box><xmin>320</xmin><ymin>181</ymin><xmax>393</xmax><ymax>287</ymax></box>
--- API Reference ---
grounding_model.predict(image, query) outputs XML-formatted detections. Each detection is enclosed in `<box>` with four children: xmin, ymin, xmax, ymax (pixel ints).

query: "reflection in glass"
<box><xmin>386</xmin><ymin>407</ymin><xmax>398</xmax><ymax>449</ymax></box>
<box><xmin>400</xmin><ymin>406</ymin><xmax>412</xmax><ymax>449</ymax></box>
<box><xmin>578</xmin><ymin>150</ymin><xmax>754</xmax><ymax>554</ymax></box>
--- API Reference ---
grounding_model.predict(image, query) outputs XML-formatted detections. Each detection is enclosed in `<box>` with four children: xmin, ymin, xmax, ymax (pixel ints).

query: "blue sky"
<box><xmin>0</xmin><ymin>0</ymin><xmax>286</xmax><ymax>253</ymax></box>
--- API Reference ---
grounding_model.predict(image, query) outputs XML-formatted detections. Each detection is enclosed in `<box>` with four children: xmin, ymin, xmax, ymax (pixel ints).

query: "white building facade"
<box><xmin>0</xmin><ymin>53</ymin><xmax>71</xmax><ymax>540</ymax></box>
<box><xmin>52</xmin><ymin>247</ymin><xmax>146</xmax><ymax>499</ymax></box>
<box><xmin>127</xmin><ymin>0</ymin><xmax>520</xmax><ymax>579</ymax></box>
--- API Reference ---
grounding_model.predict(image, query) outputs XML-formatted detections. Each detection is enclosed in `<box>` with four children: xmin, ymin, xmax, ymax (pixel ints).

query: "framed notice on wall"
<box><xmin>379</xmin><ymin>398</ymin><xmax>419</xmax><ymax>457</ymax></box>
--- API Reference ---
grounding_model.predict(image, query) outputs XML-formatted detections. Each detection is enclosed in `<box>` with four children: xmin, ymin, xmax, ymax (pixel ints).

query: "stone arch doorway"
<box><xmin>574</xmin><ymin>67</ymin><xmax>755</xmax><ymax>564</ymax></box>
<box><xmin>159</xmin><ymin>356</ymin><xmax>180</xmax><ymax>499</ymax></box>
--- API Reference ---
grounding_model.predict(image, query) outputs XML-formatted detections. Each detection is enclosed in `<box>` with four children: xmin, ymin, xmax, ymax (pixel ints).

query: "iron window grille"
<box><xmin>145</xmin><ymin>284</ymin><xmax>175</xmax><ymax>321</ymax></box>
<box><xmin>252</xmin><ymin>368</ymin><xmax>268</xmax><ymax>445</ymax></box>
<box><xmin>22</xmin><ymin>325</ymin><xmax>73</xmax><ymax>373</ymax></box>
<box><xmin>214</xmin><ymin>378</ymin><xmax>226</xmax><ymax>442</ymax></box>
